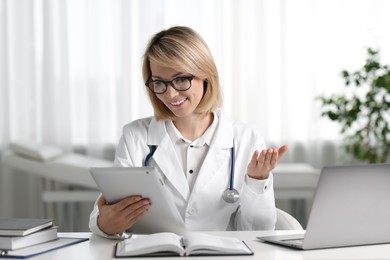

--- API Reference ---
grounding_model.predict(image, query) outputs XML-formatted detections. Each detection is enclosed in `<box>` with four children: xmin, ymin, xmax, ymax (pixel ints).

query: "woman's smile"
<box><xmin>170</xmin><ymin>98</ymin><xmax>188</xmax><ymax>107</ymax></box>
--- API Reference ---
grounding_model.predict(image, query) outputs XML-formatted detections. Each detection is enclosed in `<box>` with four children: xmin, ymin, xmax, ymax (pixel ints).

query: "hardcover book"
<box><xmin>0</xmin><ymin>218</ymin><xmax>53</xmax><ymax>236</ymax></box>
<box><xmin>0</xmin><ymin>227</ymin><xmax>58</xmax><ymax>250</ymax></box>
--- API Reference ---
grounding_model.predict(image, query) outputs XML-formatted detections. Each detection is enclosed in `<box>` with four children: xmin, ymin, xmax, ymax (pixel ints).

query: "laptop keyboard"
<box><xmin>281</xmin><ymin>238</ymin><xmax>304</xmax><ymax>245</ymax></box>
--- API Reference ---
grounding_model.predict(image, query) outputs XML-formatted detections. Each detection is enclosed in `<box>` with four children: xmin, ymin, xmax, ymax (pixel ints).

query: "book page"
<box><xmin>184</xmin><ymin>233</ymin><xmax>252</xmax><ymax>255</ymax></box>
<box><xmin>116</xmin><ymin>232</ymin><xmax>184</xmax><ymax>257</ymax></box>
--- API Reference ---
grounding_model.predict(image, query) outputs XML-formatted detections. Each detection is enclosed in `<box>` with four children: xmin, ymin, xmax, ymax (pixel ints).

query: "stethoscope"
<box><xmin>144</xmin><ymin>143</ymin><xmax>239</xmax><ymax>203</ymax></box>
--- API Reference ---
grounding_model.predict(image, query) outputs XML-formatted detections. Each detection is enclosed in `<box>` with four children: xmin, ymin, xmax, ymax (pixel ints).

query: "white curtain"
<box><xmin>2</xmin><ymin>0</ymin><xmax>390</xmax><ymax>160</ymax></box>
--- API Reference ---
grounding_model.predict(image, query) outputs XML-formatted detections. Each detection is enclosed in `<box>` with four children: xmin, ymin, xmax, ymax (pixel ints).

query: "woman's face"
<box><xmin>150</xmin><ymin>62</ymin><xmax>204</xmax><ymax>119</ymax></box>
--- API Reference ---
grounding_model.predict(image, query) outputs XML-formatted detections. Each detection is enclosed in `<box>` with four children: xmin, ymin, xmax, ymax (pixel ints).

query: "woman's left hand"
<box><xmin>247</xmin><ymin>145</ymin><xmax>288</xmax><ymax>180</ymax></box>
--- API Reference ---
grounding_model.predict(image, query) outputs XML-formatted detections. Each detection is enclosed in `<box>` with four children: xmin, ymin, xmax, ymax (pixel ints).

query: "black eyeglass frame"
<box><xmin>145</xmin><ymin>76</ymin><xmax>195</xmax><ymax>94</ymax></box>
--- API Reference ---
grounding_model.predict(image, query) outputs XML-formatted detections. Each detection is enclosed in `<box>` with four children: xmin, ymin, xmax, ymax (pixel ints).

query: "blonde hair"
<box><xmin>142</xmin><ymin>26</ymin><xmax>222</xmax><ymax>120</ymax></box>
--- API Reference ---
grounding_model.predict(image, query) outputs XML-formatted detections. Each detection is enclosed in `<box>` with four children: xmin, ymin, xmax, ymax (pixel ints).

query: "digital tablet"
<box><xmin>89</xmin><ymin>167</ymin><xmax>186</xmax><ymax>234</ymax></box>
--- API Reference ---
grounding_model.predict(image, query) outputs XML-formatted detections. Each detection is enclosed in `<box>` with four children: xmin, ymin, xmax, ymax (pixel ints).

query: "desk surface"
<box><xmin>3</xmin><ymin>231</ymin><xmax>389</xmax><ymax>260</ymax></box>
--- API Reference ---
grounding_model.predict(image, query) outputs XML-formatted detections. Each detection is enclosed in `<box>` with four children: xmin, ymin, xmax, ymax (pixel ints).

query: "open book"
<box><xmin>115</xmin><ymin>232</ymin><xmax>253</xmax><ymax>257</ymax></box>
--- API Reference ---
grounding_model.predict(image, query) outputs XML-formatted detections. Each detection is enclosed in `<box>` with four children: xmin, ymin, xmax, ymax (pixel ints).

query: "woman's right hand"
<box><xmin>96</xmin><ymin>194</ymin><xmax>151</xmax><ymax>235</ymax></box>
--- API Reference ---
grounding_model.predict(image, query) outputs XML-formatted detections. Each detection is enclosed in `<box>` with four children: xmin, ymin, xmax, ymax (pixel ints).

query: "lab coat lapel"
<box><xmin>147</xmin><ymin>119</ymin><xmax>190</xmax><ymax>201</ymax></box>
<box><xmin>192</xmin><ymin>112</ymin><xmax>234</xmax><ymax>193</ymax></box>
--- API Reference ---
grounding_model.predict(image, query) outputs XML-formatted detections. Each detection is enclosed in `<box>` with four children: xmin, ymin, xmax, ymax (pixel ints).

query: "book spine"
<box><xmin>180</xmin><ymin>237</ymin><xmax>187</xmax><ymax>256</ymax></box>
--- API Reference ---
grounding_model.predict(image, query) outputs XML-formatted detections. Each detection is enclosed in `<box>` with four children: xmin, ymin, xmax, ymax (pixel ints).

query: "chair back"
<box><xmin>275</xmin><ymin>208</ymin><xmax>303</xmax><ymax>230</ymax></box>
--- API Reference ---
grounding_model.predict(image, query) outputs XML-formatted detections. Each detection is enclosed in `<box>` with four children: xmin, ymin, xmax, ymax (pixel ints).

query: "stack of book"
<box><xmin>0</xmin><ymin>218</ymin><xmax>58</xmax><ymax>251</ymax></box>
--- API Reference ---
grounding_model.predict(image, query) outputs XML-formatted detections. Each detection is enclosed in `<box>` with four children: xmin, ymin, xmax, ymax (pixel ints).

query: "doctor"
<box><xmin>89</xmin><ymin>26</ymin><xmax>288</xmax><ymax>238</ymax></box>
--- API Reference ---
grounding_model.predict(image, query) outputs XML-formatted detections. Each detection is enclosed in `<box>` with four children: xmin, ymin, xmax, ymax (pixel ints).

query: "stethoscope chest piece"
<box><xmin>222</xmin><ymin>188</ymin><xmax>239</xmax><ymax>203</ymax></box>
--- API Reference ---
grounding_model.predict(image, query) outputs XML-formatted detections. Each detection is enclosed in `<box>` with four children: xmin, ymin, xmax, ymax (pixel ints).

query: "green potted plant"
<box><xmin>318</xmin><ymin>48</ymin><xmax>390</xmax><ymax>163</ymax></box>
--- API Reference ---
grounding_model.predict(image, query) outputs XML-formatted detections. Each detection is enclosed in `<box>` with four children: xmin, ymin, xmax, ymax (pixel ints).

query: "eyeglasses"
<box><xmin>145</xmin><ymin>76</ymin><xmax>195</xmax><ymax>94</ymax></box>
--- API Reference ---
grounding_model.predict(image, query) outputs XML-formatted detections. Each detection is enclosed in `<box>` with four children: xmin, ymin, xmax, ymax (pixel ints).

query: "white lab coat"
<box><xmin>89</xmin><ymin>109</ymin><xmax>276</xmax><ymax>237</ymax></box>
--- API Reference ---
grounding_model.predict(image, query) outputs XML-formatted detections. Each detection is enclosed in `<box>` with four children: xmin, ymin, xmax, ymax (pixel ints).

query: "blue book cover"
<box><xmin>0</xmin><ymin>237</ymin><xmax>89</xmax><ymax>258</ymax></box>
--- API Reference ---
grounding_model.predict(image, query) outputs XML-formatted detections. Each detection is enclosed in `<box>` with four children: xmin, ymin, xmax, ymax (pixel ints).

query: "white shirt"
<box><xmin>165</xmin><ymin>112</ymin><xmax>218</xmax><ymax>192</ymax></box>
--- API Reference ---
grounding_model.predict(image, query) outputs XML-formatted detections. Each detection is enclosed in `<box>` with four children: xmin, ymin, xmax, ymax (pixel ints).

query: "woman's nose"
<box><xmin>164</xmin><ymin>84</ymin><xmax>179</xmax><ymax>98</ymax></box>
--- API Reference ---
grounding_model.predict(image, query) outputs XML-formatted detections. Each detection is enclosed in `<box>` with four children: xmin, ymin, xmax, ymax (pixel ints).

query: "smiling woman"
<box><xmin>1</xmin><ymin>0</ymin><xmax>390</xmax><ymax>224</ymax></box>
<box><xmin>89</xmin><ymin>25</ymin><xmax>286</xmax><ymax>238</ymax></box>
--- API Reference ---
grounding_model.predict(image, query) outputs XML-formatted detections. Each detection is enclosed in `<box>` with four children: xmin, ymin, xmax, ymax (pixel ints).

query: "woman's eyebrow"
<box><xmin>151</xmin><ymin>72</ymin><xmax>188</xmax><ymax>80</ymax></box>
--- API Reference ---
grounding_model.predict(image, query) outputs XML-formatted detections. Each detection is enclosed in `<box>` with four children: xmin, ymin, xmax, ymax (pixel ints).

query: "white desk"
<box><xmin>2</xmin><ymin>231</ymin><xmax>389</xmax><ymax>260</ymax></box>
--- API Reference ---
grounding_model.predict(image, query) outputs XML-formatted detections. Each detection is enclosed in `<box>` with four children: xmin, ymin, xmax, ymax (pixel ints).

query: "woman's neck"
<box><xmin>172</xmin><ymin>113</ymin><xmax>214</xmax><ymax>141</ymax></box>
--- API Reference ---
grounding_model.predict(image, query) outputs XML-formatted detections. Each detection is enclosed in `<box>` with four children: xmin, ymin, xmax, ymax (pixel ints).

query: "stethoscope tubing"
<box><xmin>144</xmin><ymin>145</ymin><xmax>157</xmax><ymax>167</ymax></box>
<box><xmin>229</xmin><ymin>142</ymin><xmax>235</xmax><ymax>191</ymax></box>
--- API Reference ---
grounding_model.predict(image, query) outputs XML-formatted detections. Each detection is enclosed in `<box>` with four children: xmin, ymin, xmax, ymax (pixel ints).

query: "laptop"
<box><xmin>258</xmin><ymin>164</ymin><xmax>390</xmax><ymax>250</ymax></box>
<box><xmin>89</xmin><ymin>167</ymin><xmax>186</xmax><ymax>234</ymax></box>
